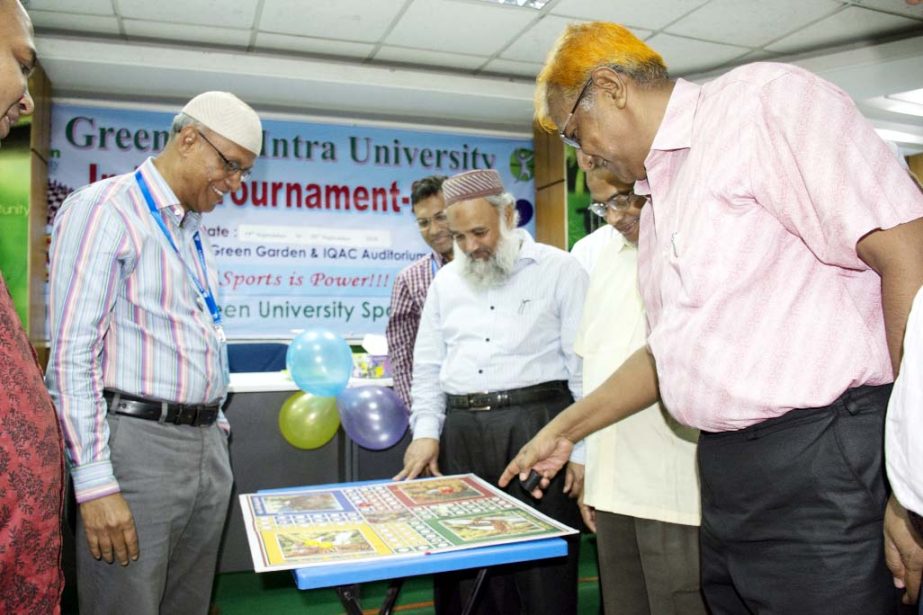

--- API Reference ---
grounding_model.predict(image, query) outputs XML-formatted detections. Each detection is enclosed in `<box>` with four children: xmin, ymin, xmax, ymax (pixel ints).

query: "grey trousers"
<box><xmin>595</xmin><ymin>511</ymin><xmax>706</xmax><ymax>615</ymax></box>
<box><xmin>76</xmin><ymin>414</ymin><xmax>233</xmax><ymax>615</ymax></box>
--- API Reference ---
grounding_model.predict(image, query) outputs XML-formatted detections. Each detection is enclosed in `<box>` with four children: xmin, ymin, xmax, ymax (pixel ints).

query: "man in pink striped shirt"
<box><xmin>501</xmin><ymin>22</ymin><xmax>923</xmax><ymax>614</ymax></box>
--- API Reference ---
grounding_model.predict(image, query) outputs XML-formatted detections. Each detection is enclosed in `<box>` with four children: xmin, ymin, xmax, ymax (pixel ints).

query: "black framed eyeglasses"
<box><xmin>559</xmin><ymin>76</ymin><xmax>593</xmax><ymax>150</ymax></box>
<box><xmin>589</xmin><ymin>191</ymin><xmax>643</xmax><ymax>217</ymax></box>
<box><xmin>197</xmin><ymin>130</ymin><xmax>252</xmax><ymax>181</ymax></box>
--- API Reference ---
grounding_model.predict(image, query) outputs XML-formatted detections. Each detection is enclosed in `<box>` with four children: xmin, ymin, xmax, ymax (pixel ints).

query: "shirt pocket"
<box><xmin>496</xmin><ymin>296</ymin><xmax>554</xmax><ymax>355</ymax></box>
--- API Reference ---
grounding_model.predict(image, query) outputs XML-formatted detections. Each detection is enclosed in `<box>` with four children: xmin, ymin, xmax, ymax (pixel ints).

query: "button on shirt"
<box><xmin>410</xmin><ymin>229</ymin><xmax>588</xmax><ymax>459</ymax></box>
<box><xmin>575</xmin><ymin>233</ymin><xmax>700</xmax><ymax>525</ymax></box>
<box><xmin>47</xmin><ymin>158</ymin><xmax>229</xmax><ymax>503</ymax></box>
<box><xmin>636</xmin><ymin>63</ymin><xmax>923</xmax><ymax>432</ymax></box>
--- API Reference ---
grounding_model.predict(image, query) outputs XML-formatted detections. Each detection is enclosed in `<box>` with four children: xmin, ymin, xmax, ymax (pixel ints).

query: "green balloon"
<box><xmin>278</xmin><ymin>392</ymin><xmax>340</xmax><ymax>450</ymax></box>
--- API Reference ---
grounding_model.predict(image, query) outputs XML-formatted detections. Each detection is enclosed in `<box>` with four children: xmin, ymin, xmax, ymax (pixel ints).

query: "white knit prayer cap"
<box><xmin>181</xmin><ymin>91</ymin><xmax>263</xmax><ymax>155</ymax></box>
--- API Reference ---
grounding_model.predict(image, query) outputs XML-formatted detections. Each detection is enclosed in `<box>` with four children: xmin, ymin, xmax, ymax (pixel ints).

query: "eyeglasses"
<box><xmin>589</xmin><ymin>191</ymin><xmax>643</xmax><ymax>217</ymax></box>
<box><xmin>416</xmin><ymin>211</ymin><xmax>449</xmax><ymax>230</ymax></box>
<box><xmin>197</xmin><ymin>130</ymin><xmax>252</xmax><ymax>181</ymax></box>
<box><xmin>559</xmin><ymin>76</ymin><xmax>594</xmax><ymax>150</ymax></box>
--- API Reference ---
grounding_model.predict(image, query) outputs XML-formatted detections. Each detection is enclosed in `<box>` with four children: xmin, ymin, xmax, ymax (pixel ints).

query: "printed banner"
<box><xmin>48</xmin><ymin>103</ymin><xmax>535</xmax><ymax>339</ymax></box>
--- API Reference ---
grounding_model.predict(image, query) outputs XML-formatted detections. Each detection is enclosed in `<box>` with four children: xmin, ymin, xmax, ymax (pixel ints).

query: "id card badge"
<box><xmin>214</xmin><ymin>323</ymin><xmax>227</xmax><ymax>344</ymax></box>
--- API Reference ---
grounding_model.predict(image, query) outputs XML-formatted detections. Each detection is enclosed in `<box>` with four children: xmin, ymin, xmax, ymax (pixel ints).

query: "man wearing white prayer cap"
<box><xmin>46</xmin><ymin>91</ymin><xmax>262</xmax><ymax>615</ymax></box>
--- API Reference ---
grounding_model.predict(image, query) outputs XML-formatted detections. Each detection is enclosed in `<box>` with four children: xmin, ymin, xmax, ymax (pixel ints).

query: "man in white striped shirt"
<box><xmin>47</xmin><ymin>92</ymin><xmax>261</xmax><ymax>615</ymax></box>
<box><xmin>395</xmin><ymin>169</ymin><xmax>588</xmax><ymax>615</ymax></box>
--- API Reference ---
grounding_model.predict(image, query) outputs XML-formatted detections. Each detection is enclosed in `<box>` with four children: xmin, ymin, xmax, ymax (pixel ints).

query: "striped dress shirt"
<box><xmin>47</xmin><ymin>157</ymin><xmax>228</xmax><ymax>503</ymax></box>
<box><xmin>386</xmin><ymin>251</ymin><xmax>446</xmax><ymax>409</ymax></box>
<box><xmin>410</xmin><ymin>229</ymin><xmax>588</xmax><ymax>461</ymax></box>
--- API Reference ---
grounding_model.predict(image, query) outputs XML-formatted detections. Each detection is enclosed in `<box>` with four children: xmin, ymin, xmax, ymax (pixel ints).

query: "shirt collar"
<box><xmin>648</xmin><ymin>78</ymin><xmax>701</xmax><ymax>153</ymax></box>
<box><xmin>138</xmin><ymin>157</ymin><xmax>199</xmax><ymax>229</ymax></box>
<box><xmin>431</xmin><ymin>249</ymin><xmax>450</xmax><ymax>267</ymax></box>
<box><xmin>610</xmin><ymin>226</ymin><xmax>633</xmax><ymax>253</ymax></box>
<box><xmin>515</xmin><ymin>228</ymin><xmax>539</xmax><ymax>264</ymax></box>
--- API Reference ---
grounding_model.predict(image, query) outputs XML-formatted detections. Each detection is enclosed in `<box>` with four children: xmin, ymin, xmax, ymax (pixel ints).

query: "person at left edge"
<box><xmin>46</xmin><ymin>91</ymin><xmax>262</xmax><ymax>615</ymax></box>
<box><xmin>386</xmin><ymin>175</ymin><xmax>452</xmax><ymax>410</ymax></box>
<box><xmin>0</xmin><ymin>1</ymin><xmax>66</xmax><ymax>612</ymax></box>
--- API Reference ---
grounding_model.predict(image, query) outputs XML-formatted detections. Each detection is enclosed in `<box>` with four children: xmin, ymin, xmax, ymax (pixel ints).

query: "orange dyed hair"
<box><xmin>535</xmin><ymin>22</ymin><xmax>667</xmax><ymax>133</ymax></box>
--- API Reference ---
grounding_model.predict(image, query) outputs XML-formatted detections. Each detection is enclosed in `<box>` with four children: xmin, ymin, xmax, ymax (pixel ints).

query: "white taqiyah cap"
<box><xmin>181</xmin><ymin>91</ymin><xmax>262</xmax><ymax>155</ymax></box>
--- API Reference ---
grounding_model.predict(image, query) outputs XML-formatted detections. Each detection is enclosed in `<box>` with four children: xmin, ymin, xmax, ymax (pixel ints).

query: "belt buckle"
<box><xmin>175</xmin><ymin>405</ymin><xmax>199</xmax><ymax>425</ymax></box>
<box><xmin>468</xmin><ymin>393</ymin><xmax>492</xmax><ymax>412</ymax></box>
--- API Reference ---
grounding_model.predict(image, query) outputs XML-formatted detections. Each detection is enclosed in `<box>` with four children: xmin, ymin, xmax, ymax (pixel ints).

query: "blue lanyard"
<box><xmin>430</xmin><ymin>253</ymin><xmax>440</xmax><ymax>277</ymax></box>
<box><xmin>135</xmin><ymin>170</ymin><xmax>224</xmax><ymax>335</ymax></box>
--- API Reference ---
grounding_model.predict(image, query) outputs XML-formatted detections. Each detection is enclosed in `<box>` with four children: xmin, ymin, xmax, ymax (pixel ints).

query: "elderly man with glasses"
<box><xmin>501</xmin><ymin>21</ymin><xmax>923</xmax><ymax>615</ymax></box>
<box><xmin>47</xmin><ymin>91</ymin><xmax>261</xmax><ymax>615</ymax></box>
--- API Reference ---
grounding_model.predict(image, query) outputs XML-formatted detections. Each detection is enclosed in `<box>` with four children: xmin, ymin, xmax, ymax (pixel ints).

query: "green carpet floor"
<box><xmin>213</xmin><ymin>534</ymin><xmax>600</xmax><ymax>614</ymax></box>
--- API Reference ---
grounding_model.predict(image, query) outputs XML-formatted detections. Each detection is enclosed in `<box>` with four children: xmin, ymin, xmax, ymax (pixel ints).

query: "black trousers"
<box><xmin>434</xmin><ymin>388</ymin><xmax>581</xmax><ymax>615</ymax></box>
<box><xmin>698</xmin><ymin>384</ymin><xmax>901</xmax><ymax>615</ymax></box>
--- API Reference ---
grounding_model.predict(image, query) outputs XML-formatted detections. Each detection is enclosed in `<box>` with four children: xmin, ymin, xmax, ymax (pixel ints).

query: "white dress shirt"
<box><xmin>576</xmin><ymin>232</ymin><xmax>701</xmax><ymax>525</ymax></box>
<box><xmin>410</xmin><ymin>229</ymin><xmax>588</xmax><ymax>461</ymax></box>
<box><xmin>886</xmin><ymin>285</ymin><xmax>923</xmax><ymax>516</ymax></box>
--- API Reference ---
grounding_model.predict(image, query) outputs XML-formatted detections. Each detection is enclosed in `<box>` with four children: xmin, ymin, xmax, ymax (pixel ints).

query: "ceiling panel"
<box><xmin>550</xmin><ymin>0</ymin><xmax>710</xmax><ymax>31</ymax></box>
<box><xmin>646</xmin><ymin>33</ymin><xmax>750</xmax><ymax>74</ymax></box>
<box><xmin>257</xmin><ymin>0</ymin><xmax>408</xmax><ymax>42</ymax></box>
<box><xmin>373</xmin><ymin>46</ymin><xmax>488</xmax><ymax>71</ymax></box>
<box><xmin>666</xmin><ymin>0</ymin><xmax>844</xmax><ymax>48</ymax></box>
<box><xmin>385</xmin><ymin>0</ymin><xmax>538</xmax><ymax>55</ymax></box>
<box><xmin>500</xmin><ymin>15</ymin><xmax>580</xmax><ymax>63</ymax></box>
<box><xmin>253</xmin><ymin>33</ymin><xmax>375</xmax><ymax>59</ymax></box>
<box><xmin>500</xmin><ymin>15</ymin><xmax>651</xmax><ymax>63</ymax></box>
<box><xmin>122</xmin><ymin>20</ymin><xmax>251</xmax><ymax>48</ymax></box>
<box><xmin>27</xmin><ymin>10</ymin><xmax>121</xmax><ymax>34</ymax></box>
<box><xmin>481</xmin><ymin>58</ymin><xmax>543</xmax><ymax>78</ymax></box>
<box><xmin>854</xmin><ymin>0</ymin><xmax>923</xmax><ymax>19</ymax></box>
<box><xmin>25</xmin><ymin>0</ymin><xmax>114</xmax><ymax>14</ymax></box>
<box><xmin>766</xmin><ymin>6</ymin><xmax>922</xmax><ymax>53</ymax></box>
<box><xmin>116</xmin><ymin>0</ymin><xmax>260</xmax><ymax>29</ymax></box>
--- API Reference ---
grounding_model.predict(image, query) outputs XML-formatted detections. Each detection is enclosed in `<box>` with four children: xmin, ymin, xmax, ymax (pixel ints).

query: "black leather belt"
<box><xmin>446</xmin><ymin>381</ymin><xmax>569</xmax><ymax>412</ymax></box>
<box><xmin>104</xmin><ymin>390</ymin><xmax>219</xmax><ymax>427</ymax></box>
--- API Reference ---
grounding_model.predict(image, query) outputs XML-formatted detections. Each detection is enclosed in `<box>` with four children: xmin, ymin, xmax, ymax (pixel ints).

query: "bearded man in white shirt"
<box><xmin>395</xmin><ymin>168</ymin><xmax>588</xmax><ymax>615</ymax></box>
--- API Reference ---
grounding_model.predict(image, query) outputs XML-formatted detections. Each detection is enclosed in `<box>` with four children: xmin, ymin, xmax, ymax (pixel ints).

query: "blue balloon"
<box><xmin>286</xmin><ymin>328</ymin><xmax>354</xmax><ymax>397</ymax></box>
<box><xmin>336</xmin><ymin>386</ymin><xmax>409</xmax><ymax>450</ymax></box>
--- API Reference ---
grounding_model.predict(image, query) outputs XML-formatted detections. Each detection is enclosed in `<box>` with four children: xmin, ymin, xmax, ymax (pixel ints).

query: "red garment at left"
<box><xmin>0</xmin><ymin>273</ymin><xmax>65</xmax><ymax>614</ymax></box>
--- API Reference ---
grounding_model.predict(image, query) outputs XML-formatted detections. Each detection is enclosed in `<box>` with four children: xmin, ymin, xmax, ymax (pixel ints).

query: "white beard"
<box><xmin>456</xmin><ymin>221</ymin><xmax>520</xmax><ymax>290</ymax></box>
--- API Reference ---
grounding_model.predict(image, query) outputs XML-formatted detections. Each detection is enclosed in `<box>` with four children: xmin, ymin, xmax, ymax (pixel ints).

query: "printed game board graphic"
<box><xmin>240</xmin><ymin>474</ymin><xmax>577</xmax><ymax>572</ymax></box>
<box><xmin>436</xmin><ymin>511</ymin><xmax>551</xmax><ymax>543</ymax></box>
<box><xmin>258</xmin><ymin>492</ymin><xmax>343</xmax><ymax>514</ymax></box>
<box><xmin>392</xmin><ymin>477</ymin><xmax>487</xmax><ymax>506</ymax></box>
<box><xmin>276</xmin><ymin>528</ymin><xmax>375</xmax><ymax>559</ymax></box>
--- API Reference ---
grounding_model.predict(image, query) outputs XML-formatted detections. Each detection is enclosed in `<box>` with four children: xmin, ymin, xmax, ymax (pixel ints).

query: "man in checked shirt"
<box><xmin>386</xmin><ymin>175</ymin><xmax>453</xmax><ymax>410</ymax></box>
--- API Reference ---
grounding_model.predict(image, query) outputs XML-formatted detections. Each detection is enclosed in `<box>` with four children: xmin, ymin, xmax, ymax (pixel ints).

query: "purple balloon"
<box><xmin>336</xmin><ymin>386</ymin><xmax>409</xmax><ymax>450</ymax></box>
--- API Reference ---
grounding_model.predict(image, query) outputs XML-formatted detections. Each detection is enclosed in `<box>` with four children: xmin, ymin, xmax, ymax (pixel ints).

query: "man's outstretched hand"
<box><xmin>394</xmin><ymin>438</ymin><xmax>442</xmax><ymax>480</ymax></box>
<box><xmin>498</xmin><ymin>429</ymin><xmax>574</xmax><ymax>498</ymax></box>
